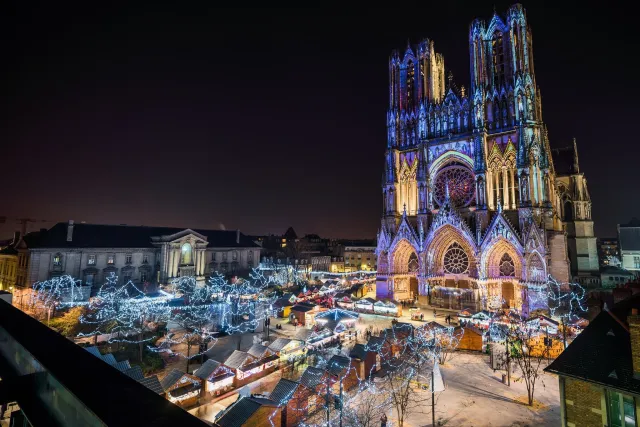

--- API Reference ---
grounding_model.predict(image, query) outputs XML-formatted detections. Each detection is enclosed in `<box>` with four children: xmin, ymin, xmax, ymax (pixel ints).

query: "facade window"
<box><xmin>492</xmin><ymin>33</ymin><xmax>505</xmax><ymax>88</ymax></box>
<box><xmin>607</xmin><ymin>390</ymin><xmax>636</xmax><ymax>427</ymax></box>
<box><xmin>88</xmin><ymin>255</ymin><xmax>96</xmax><ymax>266</ymax></box>
<box><xmin>85</xmin><ymin>274</ymin><xmax>94</xmax><ymax>286</ymax></box>
<box><xmin>212</xmin><ymin>252</ymin><xmax>217</xmax><ymax>261</ymax></box>
<box><xmin>222</xmin><ymin>252</ymin><xmax>228</xmax><ymax>261</ymax></box>
<box><xmin>141</xmin><ymin>272</ymin><xmax>148</xmax><ymax>283</ymax></box>
<box><xmin>123</xmin><ymin>274</ymin><xmax>132</xmax><ymax>283</ymax></box>
<box><xmin>143</xmin><ymin>254</ymin><xmax>149</xmax><ymax>264</ymax></box>
<box><xmin>125</xmin><ymin>254</ymin><xmax>132</xmax><ymax>264</ymax></box>
<box><xmin>181</xmin><ymin>243</ymin><xmax>193</xmax><ymax>265</ymax></box>
<box><xmin>232</xmin><ymin>251</ymin><xmax>238</xmax><ymax>261</ymax></box>
<box><xmin>53</xmin><ymin>253</ymin><xmax>63</xmax><ymax>267</ymax></box>
<box><xmin>107</xmin><ymin>255</ymin><xmax>115</xmax><ymax>265</ymax></box>
<box><xmin>634</xmin><ymin>256</ymin><xmax>640</xmax><ymax>269</ymax></box>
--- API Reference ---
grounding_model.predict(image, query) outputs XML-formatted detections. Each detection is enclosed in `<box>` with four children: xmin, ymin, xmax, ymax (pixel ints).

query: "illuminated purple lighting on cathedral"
<box><xmin>376</xmin><ymin>4</ymin><xmax>599</xmax><ymax>311</ymax></box>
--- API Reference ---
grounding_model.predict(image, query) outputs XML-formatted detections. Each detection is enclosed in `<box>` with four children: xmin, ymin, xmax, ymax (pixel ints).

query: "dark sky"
<box><xmin>3</xmin><ymin>2</ymin><xmax>638</xmax><ymax>239</ymax></box>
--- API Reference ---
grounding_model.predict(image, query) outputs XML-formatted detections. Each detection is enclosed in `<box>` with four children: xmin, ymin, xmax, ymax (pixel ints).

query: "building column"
<box><xmin>494</xmin><ymin>169</ymin><xmax>500</xmax><ymax>206</ymax></box>
<box><xmin>502</xmin><ymin>166</ymin><xmax>509</xmax><ymax>209</ymax></box>
<box><xmin>510</xmin><ymin>169</ymin><xmax>516</xmax><ymax>209</ymax></box>
<box><xmin>486</xmin><ymin>170</ymin><xmax>493</xmax><ymax>209</ymax></box>
<box><xmin>171</xmin><ymin>249</ymin><xmax>179</xmax><ymax>278</ymax></box>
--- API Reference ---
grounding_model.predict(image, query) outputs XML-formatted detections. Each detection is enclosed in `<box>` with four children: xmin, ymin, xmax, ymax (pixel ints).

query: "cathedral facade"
<box><xmin>375</xmin><ymin>4</ymin><xmax>598</xmax><ymax>314</ymax></box>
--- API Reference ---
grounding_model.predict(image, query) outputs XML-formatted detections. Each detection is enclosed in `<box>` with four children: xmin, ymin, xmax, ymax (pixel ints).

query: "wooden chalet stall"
<box><xmin>214</xmin><ymin>396</ymin><xmax>280</xmax><ymax>427</ymax></box>
<box><xmin>455</xmin><ymin>326</ymin><xmax>484</xmax><ymax>351</ymax></box>
<box><xmin>268</xmin><ymin>337</ymin><xmax>304</xmax><ymax>360</ymax></box>
<box><xmin>373</xmin><ymin>300</ymin><xmax>402</xmax><ymax>317</ymax></box>
<box><xmin>160</xmin><ymin>369</ymin><xmax>202</xmax><ymax>407</ymax></box>
<box><xmin>354</xmin><ymin>297</ymin><xmax>376</xmax><ymax>314</ymax></box>
<box><xmin>326</xmin><ymin>355</ymin><xmax>359</xmax><ymax>391</ymax></box>
<box><xmin>334</xmin><ymin>292</ymin><xmax>356</xmax><ymax>310</ymax></box>
<box><xmin>194</xmin><ymin>359</ymin><xmax>235</xmax><ymax>396</ymax></box>
<box><xmin>269</xmin><ymin>367</ymin><xmax>328</xmax><ymax>427</ymax></box>
<box><xmin>349</xmin><ymin>343</ymin><xmax>381</xmax><ymax>379</ymax></box>
<box><xmin>525</xmin><ymin>315</ymin><xmax>559</xmax><ymax>335</ymax></box>
<box><xmin>224</xmin><ymin>346</ymin><xmax>279</xmax><ymax>387</ymax></box>
<box><xmin>289</xmin><ymin>301</ymin><xmax>323</xmax><ymax>326</ymax></box>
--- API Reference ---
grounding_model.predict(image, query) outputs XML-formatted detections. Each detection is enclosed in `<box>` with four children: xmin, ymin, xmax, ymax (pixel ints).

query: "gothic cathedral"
<box><xmin>375</xmin><ymin>4</ymin><xmax>599</xmax><ymax>314</ymax></box>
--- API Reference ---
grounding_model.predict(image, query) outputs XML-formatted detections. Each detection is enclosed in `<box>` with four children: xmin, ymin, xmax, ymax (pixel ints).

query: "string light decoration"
<box><xmin>545</xmin><ymin>275</ymin><xmax>587</xmax><ymax>323</ymax></box>
<box><xmin>244</xmin><ymin>321</ymin><xmax>464</xmax><ymax>427</ymax></box>
<box><xmin>30</xmin><ymin>275</ymin><xmax>89</xmax><ymax>310</ymax></box>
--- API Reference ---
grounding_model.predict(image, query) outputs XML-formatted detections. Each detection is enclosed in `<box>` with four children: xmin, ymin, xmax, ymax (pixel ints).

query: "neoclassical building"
<box><xmin>376</xmin><ymin>4</ymin><xmax>598</xmax><ymax>313</ymax></box>
<box><xmin>25</xmin><ymin>221</ymin><xmax>261</xmax><ymax>289</ymax></box>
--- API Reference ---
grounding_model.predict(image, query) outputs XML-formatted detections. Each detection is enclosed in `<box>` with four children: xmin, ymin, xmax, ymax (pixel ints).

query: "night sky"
<box><xmin>4</xmin><ymin>2</ymin><xmax>639</xmax><ymax>240</ymax></box>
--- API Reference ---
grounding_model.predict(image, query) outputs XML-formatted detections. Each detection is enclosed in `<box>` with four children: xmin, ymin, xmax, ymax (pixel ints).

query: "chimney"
<box><xmin>66</xmin><ymin>220</ymin><xmax>74</xmax><ymax>242</ymax></box>
<box><xmin>236</xmin><ymin>229</ymin><xmax>240</xmax><ymax>244</ymax></box>
<box><xmin>629</xmin><ymin>308</ymin><xmax>640</xmax><ymax>378</ymax></box>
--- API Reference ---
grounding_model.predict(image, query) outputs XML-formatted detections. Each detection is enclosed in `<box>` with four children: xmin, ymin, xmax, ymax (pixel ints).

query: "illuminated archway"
<box><xmin>425</xmin><ymin>224</ymin><xmax>477</xmax><ymax>276</ymax></box>
<box><xmin>481</xmin><ymin>238</ymin><xmax>523</xmax><ymax>279</ymax></box>
<box><xmin>390</xmin><ymin>239</ymin><xmax>419</xmax><ymax>274</ymax></box>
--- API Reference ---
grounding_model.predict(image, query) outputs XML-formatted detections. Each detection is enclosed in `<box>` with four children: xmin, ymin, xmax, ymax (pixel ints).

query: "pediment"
<box><xmin>158</xmin><ymin>229</ymin><xmax>208</xmax><ymax>244</ymax></box>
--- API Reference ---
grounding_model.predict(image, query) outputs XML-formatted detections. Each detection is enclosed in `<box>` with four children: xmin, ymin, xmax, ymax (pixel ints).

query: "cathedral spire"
<box><xmin>572</xmin><ymin>137</ymin><xmax>580</xmax><ymax>174</ymax></box>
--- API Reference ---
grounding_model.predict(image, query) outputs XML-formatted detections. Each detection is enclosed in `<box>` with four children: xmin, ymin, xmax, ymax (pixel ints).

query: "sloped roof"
<box><xmin>85</xmin><ymin>346</ymin><xmax>103</xmax><ymax>358</ymax></box>
<box><xmin>194</xmin><ymin>359</ymin><xmax>222</xmax><ymax>380</ymax></box>
<box><xmin>31</xmin><ymin>222</ymin><xmax>259</xmax><ymax>249</ymax></box>
<box><xmin>267</xmin><ymin>338</ymin><xmax>292</xmax><ymax>352</ymax></box>
<box><xmin>102</xmin><ymin>354</ymin><xmax>117</xmax><ymax>365</ymax></box>
<box><xmin>273</xmin><ymin>297</ymin><xmax>294</xmax><ymax>308</ymax></box>
<box><xmin>546</xmin><ymin>294</ymin><xmax>640</xmax><ymax>395</ymax></box>
<box><xmin>294</xmin><ymin>328</ymin><xmax>314</xmax><ymax>342</ymax></box>
<box><xmin>349</xmin><ymin>343</ymin><xmax>367</xmax><ymax>360</ymax></box>
<box><xmin>216</xmin><ymin>396</ymin><xmax>277</xmax><ymax>427</ymax></box>
<box><xmin>114</xmin><ymin>360</ymin><xmax>131</xmax><ymax>372</ymax></box>
<box><xmin>299</xmin><ymin>366</ymin><xmax>325</xmax><ymax>390</ymax></box>
<box><xmin>247</xmin><ymin>344</ymin><xmax>270</xmax><ymax>359</ymax></box>
<box><xmin>327</xmin><ymin>355</ymin><xmax>351</xmax><ymax>377</ymax></box>
<box><xmin>366</xmin><ymin>335</ymin><xmax>385</xmax><ymax>350</ymax></box>
<box><xmin>160</xmin><ymin>369</ymin><xmax>186</xmax><ymax>391</ymax></box>
<box><xmin>291</xmin><ymin>305</ymin><xmax>314</xmax><ymax>313</ymax></box>
<box><xmin>124</xmin><ymin>365</ymin><xmax>145</xmax><ymax>381</ymax></box>
<box><xmin>269</xmin><ymin>378</ymin><xmax>299</xmax><ymax>404</ymax></box>
<box><xmin>139</xmin><ymin>375</ymin><xmax>164</xmax><ymax>395</ymax></box>
<box><xmin>224</xmin><ymin>350</ymin><xmax>252</xmax><ymax>370</ymax></box>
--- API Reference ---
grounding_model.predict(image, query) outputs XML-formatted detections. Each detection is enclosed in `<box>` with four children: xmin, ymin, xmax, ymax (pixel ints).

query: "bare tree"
<box><xmin>342</xmin><ymin>384</ymin><xmax>390</xmax><ymax>427</ymax></box>
<box><xmin>504</xmin><ymin>319</ymin><xmax>548</xmax><ymax>406</ymax></box>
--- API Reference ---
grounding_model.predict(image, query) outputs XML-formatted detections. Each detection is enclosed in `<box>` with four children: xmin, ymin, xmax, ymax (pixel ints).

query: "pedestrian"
<box><xmin>381</xmin><ymin>413</ymin><xmax>388</xmax><ymax>427</ymax></box>
<box><xmin>420</xmin><ymin>313</ymin><xmax>424</xmax><ymax>321</ymax></box>
<box><xmin>433</xmin><ymin>309</ymin><xmax>437</xmax><ymax>319</ymax></box>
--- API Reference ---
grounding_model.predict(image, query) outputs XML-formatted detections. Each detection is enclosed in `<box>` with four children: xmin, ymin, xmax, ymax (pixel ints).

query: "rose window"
<box><xmin>443</xmin><ymin>243</ymin><xmax>469</xmax><ymax>274</ymax></box>
<box><xmin>499</xmin><ymin>253</ymin><xmax>515</xmax><ymax>277</ymax></box>
<box><xmin>433</xmin><ymin>165</ymin><xmax>475</xmax><ymax>207</ymax></box>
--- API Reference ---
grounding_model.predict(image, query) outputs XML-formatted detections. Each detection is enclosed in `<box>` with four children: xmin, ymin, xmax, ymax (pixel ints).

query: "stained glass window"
<box><xmin>433</xmin><ymin>165</ymin><xmax>475</xmax><ymax>207</ymax></box>
<box><xmin>499</xmin><ymin>253</ymin><xmax>515</xmax><ymax>277</ymax></box>
<box><xmin>443</xmin><ymin>243</ymin><xmax>469</xmax><ymax>274</ymax></box>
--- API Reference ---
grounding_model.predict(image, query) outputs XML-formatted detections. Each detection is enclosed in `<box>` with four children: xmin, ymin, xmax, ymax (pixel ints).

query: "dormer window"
<box><xmin>107</xmin><ymin>255</ymin><xmax>115</xmax><ymax>265</ymax></box>
<box><xmin>53</xmin><ymin>253</ymin><xmax>63</xmax><ymax>267</ymax></box>
<box><xmin>88</xmin><ymin>255</ymin><xmax>96</xmax><ymax>266</ymax></box>
<box><xmin>125</xmin><ymin>254</ymin><xmax>132</xmax><ymax>264</ymax></box>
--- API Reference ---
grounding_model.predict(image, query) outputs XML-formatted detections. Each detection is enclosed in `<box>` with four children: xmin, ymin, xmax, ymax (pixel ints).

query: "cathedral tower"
<box><xmin>376</xmin><ymin>4</ymin><xmax>598</xmax><ymax>313</ymax></box>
